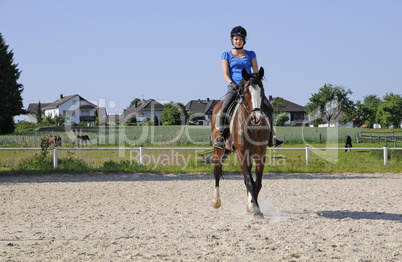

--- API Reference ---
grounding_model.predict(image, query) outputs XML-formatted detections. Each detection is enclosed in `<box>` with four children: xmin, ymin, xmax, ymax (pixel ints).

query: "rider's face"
<box><xmin>232</xmin><ymin>35</ymin><xmax>245</xmax><ymax>48</ymax></box>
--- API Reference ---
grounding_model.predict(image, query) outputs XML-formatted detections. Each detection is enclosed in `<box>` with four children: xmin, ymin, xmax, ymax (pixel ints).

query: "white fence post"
<box><xmin>53</xmin><ymin>147</ymin><xmax>58</xmax><ymax>169</ymax></box>
<box><xmin>305</xmin><ymin>146</ymin><xmax>309</xmax><ymax>166</ymax></box>
<box><xmin>139</xmin><ymin>146</ymin><xmax>144</xmax><ymax>165</ymax></box>
<box><xmin>383</xmin><ymin>146</ymin><xmax>387</xmax><ymax>166</ymax></box>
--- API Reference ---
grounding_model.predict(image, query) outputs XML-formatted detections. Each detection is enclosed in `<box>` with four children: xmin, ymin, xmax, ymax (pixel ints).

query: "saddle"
<box><xmin>215</xmin><ymin>98</ymin><xmax>270</xmax><ymax>143</ymax></box>
<box><xmin>216</xmin><ymin>98</ymin><xmax>242</xmax><ymax>135</ymax></box>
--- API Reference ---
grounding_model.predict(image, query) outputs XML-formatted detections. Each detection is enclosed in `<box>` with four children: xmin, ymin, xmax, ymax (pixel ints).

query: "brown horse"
<box><xmin>211</xmin><ymin>67</ymin><xmax>270</xmax><ymax>219</ymax></box>
<box><xmin>41</xmin><ymin>135</ymin><xmax>62</xmax><ymax>147</ymax></box>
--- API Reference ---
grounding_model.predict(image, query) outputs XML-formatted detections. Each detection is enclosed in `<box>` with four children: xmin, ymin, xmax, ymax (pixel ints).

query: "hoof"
<box><xmin>212</xmin><ymin>187</ymin><xmax>221</xmax><ymax>209</ymax></box>
<box><xmin>246</xmin><ymin>202</ymin><xmax>254</xmax><ymax>213</ymax></box>
<box><xmin>254</xmin><ymin>212</ymin><xmax>264</xmax><ymax>220</ymax></box>
<box><xmin>212</xmin><ymin>199</ymin><xmax>221</xmax><ymax>209</ymax></box>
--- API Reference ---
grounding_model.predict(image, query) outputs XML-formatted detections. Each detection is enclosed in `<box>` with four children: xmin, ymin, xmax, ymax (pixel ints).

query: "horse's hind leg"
<box><xmin>212</xmin><ymin>148</ymin><xmax>225</xmax><ymax>209</ymax></box>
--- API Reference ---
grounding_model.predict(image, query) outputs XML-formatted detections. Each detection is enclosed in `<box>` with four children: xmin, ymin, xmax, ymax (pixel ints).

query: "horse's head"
<box><xmin>241</xmin><ymin>67</ymin><xmax>265</xmax><ymax>125</ymax></box>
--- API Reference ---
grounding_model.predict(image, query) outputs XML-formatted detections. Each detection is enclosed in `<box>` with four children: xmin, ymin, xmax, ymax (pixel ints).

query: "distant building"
<box><xmin>269</xmin><ymin>96</ymin><xmax>307</xmax><ymax>126</ymax></box>
<box><xmin>27</xmin><ymin>103</ymin><xmax>51</xmax><ymax>123</ymax></box>
<box><xmin>119</xmin><ymin>99</ymin><xmax>164</xmax><ymax>125</ymax></box>
<box><xmin>96</xmin><ymin>107</ymin><xmax>108</xmax><ymax>124</ymax></box>
<box><xmin>315</xmin><ymin>111</ymin><xmax>356</xmax><ymax>128</ymax></box>
<box><xmin>27</xmin><ymin>94</ymin><xmax>98</xmax><ymax>126</ymax></box>
<box><xmin>185</xmin><ymin>98</ymin><xmax>220</xmax><ymax>125</ymax></box>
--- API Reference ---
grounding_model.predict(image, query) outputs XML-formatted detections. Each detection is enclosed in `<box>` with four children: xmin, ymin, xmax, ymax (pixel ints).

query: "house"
<box><xmin>96</xmin><ymin>107</ymin><xmax>108</xmax><ymax>124</ymax></box>
<box><xmin>107</xmin><ymin>114</ymin><xmax>120</xmax><ymax>125</ymax></box>
<box><xmin>27</xmin><ymin>94</ymin><xmax>97</xmax><ymax>126</ymax></box>
<box><xmin>185</xmin><ymin>98</ymin><xmax>220</xmax><ymax>125</ymax></box>
<box><xmin>270</xmin><ymin>96</ymin><xmax>307</xmax><ymax>126</ymax></box>
<box><xmin>119</xmin><ymin>99</ymin><xmax>164</xmax><ymax>125</ymax></box>
<box><xmin>26</xmin><ymin>103</ymin><xmax>51</xmax><ymax>123</ymax></box>
<box><xmin>315</xmin><ymin>111</ymin><xmax>356</xmax><ymax>128</ymax></box>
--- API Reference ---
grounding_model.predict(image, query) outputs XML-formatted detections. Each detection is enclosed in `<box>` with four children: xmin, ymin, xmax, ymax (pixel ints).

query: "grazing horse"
<box><xmin>211</xmin><ymin>67</ymin><xmax>270</xmax><ymax>219</ymax></box>
<box><xmin>344</xmin><ymin>135</ymin><xmax>352</xmax><ymax>152</ymax></box>
<box><xmin>41</xmin><ymin>135</ymin><xmax>62</xmax><ymax>147</ymax></box>
<box><xmin>75</xmin><ymin>135</ymin><xmax>91</xmax><ymax>147</ymax></box>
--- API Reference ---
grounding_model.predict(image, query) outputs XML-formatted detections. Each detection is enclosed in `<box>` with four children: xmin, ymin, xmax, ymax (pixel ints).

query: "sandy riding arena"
<box><xmin>1</xmin><ymin>173</ymin><xmax>402</xmax><ymax>261</ymax></box>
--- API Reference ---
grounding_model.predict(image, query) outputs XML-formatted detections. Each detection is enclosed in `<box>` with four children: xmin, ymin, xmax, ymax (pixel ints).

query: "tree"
<box><xmin>153</xmin><ymin>115</ymin><xmax>159</xmax><ymax>126</ymax></box>
<box><xmin>347</xmin><ymin>95</ymin><xmax>381</xmax><ymax>127</ymax></box>
<box><xmin>305</xmin><ymin>84</ymin><xmax>354</xmax><ymax>127</ymax></box>
<box><xmin>125</xmin><ymin>98</ymin><xmax>142</xmax><ymax>111</ymax></box>
<box><xmin>376</xmin><ymin>93</ymin><xmax>402</xmax><ymax>128</ymax></box>
<box><xmin>0</xmin><ymin>33</ymin><xmax>25</xmax><ymax>134</ymax></box>
<box><xmin>160</xmin><ymin>102</ymin><xmax>187</xmax><ymax>125</ymax></box>
<box><xmin>126</xmin><ymin>115</ymin><xmax>137</xmax><ymax>126</ymax></box>
<box><xmin>14</xmin><ymin>120</ymin><xmax>37</xmax><ymax>133</ymax></box>
<box><xmin>271</xmin><ymin>97</ymin><xmax>286</xmax><ymax>116</ymax></box>
<box><xmin>275</xmin><ymin>113</ymin><xmax>289</xmax><ymax>126</ymax></box>
<box><xmin>40</xmin><ymin>115</ymin><xmax>68</xmax><ymax>127</ymax></box>
<box><xmin>36</xmin><ymin>101</ymin><xmax>43</xmax><ymax>123</ymax></box>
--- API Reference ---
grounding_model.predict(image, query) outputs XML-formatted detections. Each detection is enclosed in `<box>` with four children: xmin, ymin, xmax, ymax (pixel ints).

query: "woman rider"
<box><xmin>213</xmin><ymin>25</ymin><xmax>284</xmax><ymax>149</ymax></box>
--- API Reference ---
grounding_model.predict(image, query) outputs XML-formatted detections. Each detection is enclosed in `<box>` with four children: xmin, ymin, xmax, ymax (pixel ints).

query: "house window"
<box><xmin>291</xmin><ymin>112</ymin><xmax>305</xmax><ymax>121</ymax></box>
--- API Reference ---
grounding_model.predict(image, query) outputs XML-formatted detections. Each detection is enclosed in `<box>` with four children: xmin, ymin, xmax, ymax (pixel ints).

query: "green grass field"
<box><xmin>2</xmin><ymin>125</ymin><xmax>400</xmax><ymax>147</ymax></box>
<box><xmin>1</xmin><ymin>126</ymin><xmax>401</xmax><ymax>174</ymax></box>
<box><xmin>0</xmin><ymin>142</ymin><xmax>400</xmax><ymax>174</ymax></box>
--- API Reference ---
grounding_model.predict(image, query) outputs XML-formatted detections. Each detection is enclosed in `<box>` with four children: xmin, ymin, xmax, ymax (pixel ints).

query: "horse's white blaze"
<box><xmin>250</xmin><ymin>85</ymin><xmax>263</xmax><ymax>121</ymax></box>
<box><xmin>212</xmin><ymin>187</ymin><xmax>221</xmax><ymax>209</ymax></box>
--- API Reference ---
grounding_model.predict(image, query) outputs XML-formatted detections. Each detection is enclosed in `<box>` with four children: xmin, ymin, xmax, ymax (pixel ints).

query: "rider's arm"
<box><xmin>222</xmin><ymin>59</ymin><xmax>233</xmax><ymax>85</ymax></box>
<box><xmin>251</xmin><ymin>57</ymin><xmax>258</xmax><ymax>73</ymax></box>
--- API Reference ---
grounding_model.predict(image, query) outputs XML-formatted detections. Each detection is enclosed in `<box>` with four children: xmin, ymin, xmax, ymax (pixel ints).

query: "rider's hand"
<box><xmin>230</xmin><ymin>82</ymin><xmax>239</xmax><ymax>90</ymax></box>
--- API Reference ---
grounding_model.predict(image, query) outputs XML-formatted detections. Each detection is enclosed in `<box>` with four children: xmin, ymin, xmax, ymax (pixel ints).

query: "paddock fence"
<box><xmin>1</xmin><ymin>146</ymin><xmax>401</xmax><ymax>169</ymax></box>
<box><xmin>358</xmin><ymin>131</ymin><xmax>402</xmax><ymax>146</ymax></box>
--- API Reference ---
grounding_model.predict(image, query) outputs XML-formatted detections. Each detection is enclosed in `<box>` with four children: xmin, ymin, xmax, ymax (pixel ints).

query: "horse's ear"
<box><xmin>242</xmin><ymin>68</ymin><xmax>249</xmax><ymax>81</ymax></box>
<box><xmin>258</xmin><ymin>67</ymin><xmax>264</xmax><ymax>78</ymax></box>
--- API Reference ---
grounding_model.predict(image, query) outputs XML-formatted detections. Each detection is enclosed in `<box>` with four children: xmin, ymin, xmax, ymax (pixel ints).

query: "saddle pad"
<box><xmin>216</xmin><ymin>102</ymin><xmax>241</xmax><ymax>134</ymax></box>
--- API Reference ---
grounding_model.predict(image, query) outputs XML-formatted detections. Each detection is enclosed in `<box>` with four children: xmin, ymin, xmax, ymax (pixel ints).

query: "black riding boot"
<box><xmin>214</xmin><ymin>86</ymin><xmax>238</xmax><ymax>149</ymax></box>
<box><xmin>214</xmin><ymin>115</ymin><xmax>229</xmax><ymax>149</ymax></box>
<box><xmin>262</xmin><ymin>96</ymin><xmax>284</xmax><ymax>148</ymax></box>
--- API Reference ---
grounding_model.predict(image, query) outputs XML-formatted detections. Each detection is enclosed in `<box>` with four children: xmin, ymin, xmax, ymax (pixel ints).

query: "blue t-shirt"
<box><xmin>221</xmin><ymin>50</ymin><xmax>256</xmax><ymax>85</ymax></box>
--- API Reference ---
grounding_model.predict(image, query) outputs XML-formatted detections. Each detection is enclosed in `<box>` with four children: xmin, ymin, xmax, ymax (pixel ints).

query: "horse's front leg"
<box><xmin>252</xmin><ymin>153</ymin><xmax>266</xmax><ymax>220</ymax></box>
<box><xmin>212</xmin><ymin>148</ymin><xmax>225</xmax><ymax>209</ymax></box>
<box><xmin>238</xmin><ymin>151</ymin><xmax>263</xmax><ymax>219</ymax></box>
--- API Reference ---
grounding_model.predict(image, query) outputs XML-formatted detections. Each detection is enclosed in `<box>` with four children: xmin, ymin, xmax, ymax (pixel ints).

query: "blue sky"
<box><xmin>1</xmin><ymin>0</ymin><xmax>401</xmax><ymax>120</ymax></box>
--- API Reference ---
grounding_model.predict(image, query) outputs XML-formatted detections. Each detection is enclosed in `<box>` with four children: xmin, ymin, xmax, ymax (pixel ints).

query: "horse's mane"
<box><xmin>239</xmin><ymin>72</ymin><xmax>264</xmax><ymax>88</ymax></box>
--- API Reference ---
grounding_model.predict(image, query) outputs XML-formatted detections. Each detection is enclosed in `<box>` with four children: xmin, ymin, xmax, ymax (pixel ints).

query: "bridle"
<box><xmin>238</xmin><ymin>81</ymin><xmax>263</xmax><ymax>116</ymax></box>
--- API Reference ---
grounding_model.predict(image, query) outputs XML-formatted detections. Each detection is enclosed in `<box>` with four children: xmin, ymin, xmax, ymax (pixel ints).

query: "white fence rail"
<box><xmin>1</xmin><ymin>146</ymin><xmax>401</xmax><ymax>169</ymax></box>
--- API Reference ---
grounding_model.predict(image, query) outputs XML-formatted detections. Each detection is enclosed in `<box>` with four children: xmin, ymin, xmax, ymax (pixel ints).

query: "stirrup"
<box><xmin>213</xmin><ymin>136</ymin><xmax>226</xmax><ymax>149</ymax></box>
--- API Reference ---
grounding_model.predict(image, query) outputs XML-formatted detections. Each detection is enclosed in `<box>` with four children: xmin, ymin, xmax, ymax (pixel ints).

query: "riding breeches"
<box><xmin>220</xmin><ymin>86</ymin><xmax>238</xmax><ymax>117</ymax></box>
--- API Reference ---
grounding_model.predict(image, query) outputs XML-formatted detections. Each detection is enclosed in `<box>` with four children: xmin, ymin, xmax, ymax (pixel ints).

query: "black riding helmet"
<box><xmin>230</xmin><ymin>26</ymin><xmax>247</xmax><ymax>38</ymax></box>
<box><xmin>230</xmin><ymin>26</ymin><xmax>247</xmax><ymax>48</ymax></box>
